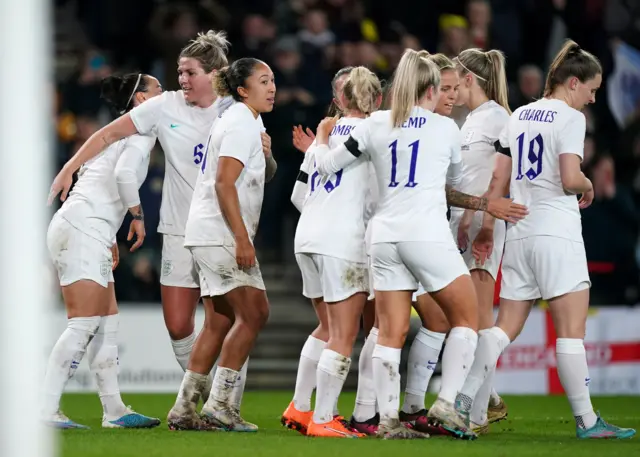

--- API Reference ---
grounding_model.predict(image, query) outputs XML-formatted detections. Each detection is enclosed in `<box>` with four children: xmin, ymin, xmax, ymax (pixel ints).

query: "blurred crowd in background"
<box><xmin>51</xmin><ymin>0</ymin><xmax>640</xmax><ymax>305</ymax></box>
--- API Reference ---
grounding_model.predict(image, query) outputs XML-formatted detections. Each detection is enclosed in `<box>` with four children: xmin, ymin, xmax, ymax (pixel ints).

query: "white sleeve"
<box><xmin>219</xmin><ymin>121</ymin><xmax>257</xmax><ymax>166</ymax></box>
<box><xmin>114</xmin><ymin>142</ymin><xmax>146</xmax><ymax>208</ymax></box>
<box><xmin>557</xmin><ymin>112</ymin><xmax>586</xmax><ymax>159</ymax></box>
<box><xmin>315</xmin><ymin>119</ymin><xmax>370</xmax><ymax>176</ymax></box>
<box><xmin>495</xmin><ymin>122</ymin><xmax>511</xmax><ymax>156</ymax></box>
<box><xmin>447</xmin><ymin>125</ymin><xmax>463</xmax><ymax>188</ymax></box>
<box><xmin>290</xmin><ymin>148</ymin><xmax>314</xmax><ymax>212</ymax></box>
<box><xmin>129</xmin><ymin>92</ymin><xmax>166</xmax><ymax>135</ymax></box>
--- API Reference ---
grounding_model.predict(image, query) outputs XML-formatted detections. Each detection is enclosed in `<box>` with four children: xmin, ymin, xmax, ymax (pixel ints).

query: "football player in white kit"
<box><xmin>281</xmin><ymin>66</ymin><xmax>383</xmax><ymax>438</ymax></box>
<box><xmin>313</xmin><ymin>49</ymin><xmax>480</xmax><ymax>440</ymax></box>
<box><xmin>166</xmin><ymin>58</ymin><xmax>276</xmax><ymax>432</ymax></box>
<box><xmin>48</xmin><ymin>31</ymin><xmax>275</xmax><ymax>404</ymax></box>
<box><xmin>44</xmin><ymin>73</ymin><xmax>163</xmax><ymax>429</ymax></box>
<box><xmin>282</xmin><ymin>66</ymin><xmax>356</xmax><ymax>435</ymax></box>
<box><xmin>445</xmin><ymin>48</ymin><xmax>512</xmax><ymax>433</ymax></box>
<box><xmin>456</xmin><ymin>40</ymin><xmax>636</xmax><ymax>439</ymax></box>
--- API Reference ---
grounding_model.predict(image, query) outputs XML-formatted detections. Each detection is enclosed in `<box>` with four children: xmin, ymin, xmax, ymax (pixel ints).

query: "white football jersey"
<box><xmin>294</xmin><ymin>117</ymin><xmax>369</xmax><ymax>263</ymax></box>
<box><xmin>457</xmin><ymin>101</ymin><xmax>510</xmax><ymax>196</ymax></box>
<box><xmin>58</xmin><ymin>134</ymin><xmax>155</xmax><ymax>246</ymax></box>
<box><xmin>129</xmin><ymin>91</ymin><xmax>233</xmax><ymax>236</ymax></box>
<box><xmin>498</xmin><ymin>98</ymin><xmax>586</xmax><ymax>242</ymax></box>
<box><xmin>318</xmin><ymin>107</ymin><xmax>462</xmax><ymax>245</ymax></box>
<box><xmin>184</xmin><ymin>102</ymin><xmax>265</xmax><ymax>247</ymax></box>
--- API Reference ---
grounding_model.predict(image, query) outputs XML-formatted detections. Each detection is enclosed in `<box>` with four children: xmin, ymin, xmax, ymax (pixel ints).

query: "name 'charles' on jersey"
<box><xmin>499</xmin><ymin>98</ymin><xmax>587</xmax><ymax>242</ymax></box>
<box><xmin>184</xmin><ymin>102</ymin><xmax>265</xmax><ymax>247</ymax></box>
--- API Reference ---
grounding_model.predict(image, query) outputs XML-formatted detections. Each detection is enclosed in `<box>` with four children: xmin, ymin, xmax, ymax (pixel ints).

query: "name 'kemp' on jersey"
<box><xmin>500</xmin><ymin>98</ymin><xmax>587</xmax><ymax>242</ymax></box>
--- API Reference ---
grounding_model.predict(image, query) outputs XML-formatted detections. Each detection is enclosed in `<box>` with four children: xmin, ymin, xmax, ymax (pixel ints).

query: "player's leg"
<box><xmin>42</xmin><ymin>217</ymin><xmax>108</xmax><ymax>429</ymax></box>
<box><xmin>168</xmin><ymin>294</ymin><xmax>233</xmax><ymax>431</ymax></box>
<box><xmin>350</xmin><ymin>296</ymin><xmax>379</xmax><ymax>434</ymax></box>
<box><xmin>453</xmin><ymin>240</ymin><xmax>534</xmax><ymax>432</ymax></box>
<box><xmin>540</xmin><ymin>238</ymin><xmax>635</xmax><ymax>439</ymax></box>
<box><xmin>88</xmin><ymin>283</ymin><xmax>160</xmax><ymax>428</ymax></box>
<box><xmin>370</xmin><ymin>243</ymin><xmax>427</xmax><ymax>439</ymax></box>
<box><xmin>308</xmin><ymin>256</ymin><xmax>368</xmax><ymax>438</ymax></box>
<box><xmin>282</xmin><ymin>254</ymin><xmax>328</xmax><ymax>433</ymax></box>
<box><xmin>160</xmin><ymin>235</ymin><xmax>201</xmax><ymax>372</ymax></box>
<box><xmin>400</xmin><ymin>289</ymin><xmax>448</xmax><ymax>430</ymax></box>
<box><xmin>400</xmin><ymin>240</ymin><xmax>478</xmax><ymax>439</ymax></box>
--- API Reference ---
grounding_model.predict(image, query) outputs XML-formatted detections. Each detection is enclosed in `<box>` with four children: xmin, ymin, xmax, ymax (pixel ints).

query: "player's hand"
<box><xmin>472</xmin><ymin>227</ymin><xmax>494</xmax><ymax>265</ymax></box>
<box><xmin>315</xmin><ymin>116</ymin><xmax>339</xmax><ymax>145</ymax></box>
<box><xmin>127</xmin><ymin>219</ymin><xmax>145</xmax><ymax>252</ymax></box>
<box><xmin>457</xmin><ymin>210</ymin><xmax>473</xmax><ymax>252</ymax></box>
<box><xmin>111</xmin><ymin>243</ymin><xmax>120</xmax><ymax>270</ymax></box>
<box><xmin>236</xmin><ymin>237</ymin><xmax>256</xmax><ymax>270</ymax></box>
<box><xmin>292</xmin><ymin>125</ymin><xmax>315</xmax><ymax>153</ymax></box>
<box><xmin>487</xmin><ymin>197</ymin><xmax>528</xmax><ymax>223</ymax></box>
<box><xmin>261</xmin><ymin>132</ymin><xmax>272</xmax><ymax>158</ymax></box>
<box><xmin>579</xmin><ymin>179</ymin><xmax>595</xmax><ymax>209</ymax></box>
<box><xmin>47</xmin><ymin>167</ymin><xmax>74</xmax><ymax>205</ymax></box>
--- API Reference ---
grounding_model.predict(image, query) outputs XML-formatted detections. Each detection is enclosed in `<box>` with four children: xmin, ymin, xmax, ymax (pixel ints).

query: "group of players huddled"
<box><xmin>44</xmin><ymin>28</ymin><xmax>635</xmax><ymax>441</ymax></box>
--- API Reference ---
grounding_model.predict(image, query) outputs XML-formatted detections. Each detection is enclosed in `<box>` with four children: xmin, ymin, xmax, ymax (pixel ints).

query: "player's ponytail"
<box><xmin>390</xmin><ymin>49</ymin><xmax>441</xmax><ymax>127</ymax></box>
<box><xmin>213</xmin><ymin>66</ymin><xmax>232</xmax><ymax>97</ymax></box>
<box><xmin>485</xmin><ymin>49</ymin><xmax>511</xmax><ymax>114</ymax></box>
<box><xmin>544</xmin><ymin>39</ymin><xmax>602</xmax><ymax>97</ymax></box>
<box><xmin>342</xmin><ymin>66</ymin><xmax>383</xmax><ymax>116</ymax></box>
<box><xmin>456</xmin><ymin>48</ymin><xmax>511</xmax><ymax>114</ymax></box>
<box><xmin>101</xmin><ymin>73</ymin><xmax>149</xmax><ymax>115</ymax></box>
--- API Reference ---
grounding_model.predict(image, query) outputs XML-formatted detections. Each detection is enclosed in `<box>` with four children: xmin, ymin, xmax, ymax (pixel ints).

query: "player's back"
<box><xmin>294</xmin><ymin>117</ymin><xmax>369</xmax><ymax>262</ymax></box>
<box><xmin>184</xmin><ymin>102</ymin><xmax>264</xmax><ymax>247</ymax></box>
<box><xmin>504</xmin><ymin>98</ymin><xmax>585</xmax><ymax>242</ymax></box>
<box><xmin>59</xmin><ymin>135</ymin><xmax>155</xmax><ymax>244</ymax></box>
<box><xmin>360</xmin><ymin>107</ymin><xmax>461</xmax><ymax>244</ymax></box>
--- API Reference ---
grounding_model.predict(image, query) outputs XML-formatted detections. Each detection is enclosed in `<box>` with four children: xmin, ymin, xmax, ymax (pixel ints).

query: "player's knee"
<box><xmin>166</xmin><ymin>320</ymin><xmax>195</xmax><ymax>341</ymax></box>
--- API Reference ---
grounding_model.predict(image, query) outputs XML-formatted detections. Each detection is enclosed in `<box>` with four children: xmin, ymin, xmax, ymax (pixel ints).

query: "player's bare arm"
<box><xmin>445</xmin><ymin>185</ymin><xmax>488</xmax><ymax>211</ymax></box>
<box><xmin>127</xmin><ymin>205</ymin><xmax>146</xmax><ymax>252</ymax></box>
<box><xmin>261</xmin><ymin>131</ymin><xmax>278</xmax><ymax>182</ymax></box>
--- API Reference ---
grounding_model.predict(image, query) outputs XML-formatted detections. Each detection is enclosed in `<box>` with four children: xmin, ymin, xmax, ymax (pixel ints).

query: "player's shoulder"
<box><xmin>127</xmin><ymin>133</ymin><xmax>157</xmax><ymax>151</ymax></box>
<box><xmin>369</xmin><ymin>110</ymin><xmax>390</xmax><ymax>125</ymax></box>
<box><xmin>431</xmin><ymin>111</ymin><xmax>460</xmax><ymax>134</ymax></box>
<box><xmin>219</xmin><ymin>103</ymin><xmax>261</xmax><ymax>135</ymax></box>
<box><xmin>160</xmin><ymin>90</ymin><xmax>185</xmax><ymax>107</ymax></box>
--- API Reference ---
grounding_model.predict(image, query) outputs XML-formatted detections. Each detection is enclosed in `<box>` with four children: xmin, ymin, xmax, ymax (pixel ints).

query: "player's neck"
<box><xmin>190</xmin><ymin>93</ymin><xmax>216</xmax><ymax>109</ymax></box>
<box><xmin>467</xmin><ymin>92</ymin><xmax>490</xmax><ymax>111</ymax></box>
<box><xmin>343</xmin><ymin>109</ymin><xmax>366</xmax><ymax>118</ymax></box>
<box><xmin>548</xmin><ymin>88</ymin><xmax>574</xmax><ymax>109</ymax></box>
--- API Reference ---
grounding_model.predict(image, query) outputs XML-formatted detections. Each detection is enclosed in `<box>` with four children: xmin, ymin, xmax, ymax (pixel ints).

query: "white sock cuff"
<box><xmin>68</xmin><ymin>316</ymin><xmax>101</xmax><ymax>334</ymax></box>
<box><xmin>171</xmin><ymin>332</ymin><xmax>196</xmax><ymax>351</ymax></box>
<box><xmin>369</xmin><ymin>327</ymin><xmax>379</xmax><ymax>337</ymax></box>
<box><xmin>318</xmin><ymin>349</ymin><xmax>351</xmax><ymax>380</ymax></box>
<box><xmin>556</xmin><ymin>338</ymin><xmax>585</xmax><ymax>355</ymax></box>
<box><xmin>301</xmin><ymin>335</ymin><xmax>326</xmax><ymax>360</ymax></box>
<box><xmin>185</xmin><ymin>369</ymin><xmax>208</xmax><ymax>382</ymax></box>
<box><xmin>416</xmin><ymin>327</ymin><xmax>446</xmax><ymax>349</ymax></box>
<box><xmin>448</xmin><ymin>326</ymin><xmax>478</xmax><ymax>348</ymax></box>
<box><xmin>488</xmin><ymin>326</ymin><xmax>511</xmax><ymax>349</ymax></box>
<box><xmin>372</xmin><ymin>344</ymin><xmax>401</xmax><ymax>364</ymax></box>
<box><xmin>98</xmin><ymin>314</ymin><xmax>119</xmax><ymax>334</ymax></box>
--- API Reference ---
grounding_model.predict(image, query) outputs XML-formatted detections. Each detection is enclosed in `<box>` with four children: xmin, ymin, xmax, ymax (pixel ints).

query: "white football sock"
<box><xmin>292</xmin><ymin>335</ymin><xmax>326</xmax><ymax>412</ymax></box>
<box><xmin>313</xmin><ymin>350</ymin><xmax>351</xmax><ymax>424</ymax></box>
<box><xmin>205</xmin><ymin>366</ymin><xmax>239</xmax><ymax>409</ymax></box>
<box><xmin>173</xmin><ymin>370</ymin><xmax>208</xmax><ymax>415</ymax></box>
<box><xmin>556</xmin><ymin>338</ymin><xmax>597</xmax><ymax>429</ymax></box>
<box><xmin>489</xmin><ymin>387</ymin><xmax>501</xmax><ymax>405</ymax></box>
<box><xmin>470</xmin><ymin>335</ymin><xmax>497</xmax><ymax>425</ymax></box>
<box><xmin>229</xmin><ymin>358</ymin><xmax>248</xmax><ymax>412</ymax></box>
<box><xmin>171</xmin><ymin>333</ymin><xmax>195</xmax><ymax>371</ymax></box>
<box><xmin>372</xmin><ymin>344</ymin><xmax>402</xmax><ymax>421</ymax></box>
<box><xmin>42</xmin><ymin>316</ymin><xmax>101</xmax><ymax>418</ymax></box>
<box><xmin>456</xmin><ymin>326</ymin><xmax>509</xmax><ymax>411</ymax></box>
<box><xmin>353</xmin><ymin>327</ymin><xmax>378</xmax><ymax>421</ymax></box>
<box><xmin>438</xmin><ymin>327</ymin><xmax>478</xmax><ymax>404</ymax></box>
<box><xmin>402</xmin><ymin>327</ymin><xmax>445</xmax><ymax>414</ymax></box>
<box><xmin>87</xmin><ymin>314</ymin><xmax>128</xmax><ymax>419</ymax></box>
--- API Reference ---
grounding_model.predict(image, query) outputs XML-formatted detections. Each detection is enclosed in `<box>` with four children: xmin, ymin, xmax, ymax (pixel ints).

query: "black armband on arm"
<box><xmin>296</xmin><ymin>170</ymin><xmax>309</xmax><ymax>184</ymax></box>
<box><xmin>344</xmin><ymin>136</ymin><xmax>363</xmax><ymax>158</ymax></box>
<box><xmin>494</xmin><ymin>139</ymin><xmax>511</xmax><ymax>157</ymax></box>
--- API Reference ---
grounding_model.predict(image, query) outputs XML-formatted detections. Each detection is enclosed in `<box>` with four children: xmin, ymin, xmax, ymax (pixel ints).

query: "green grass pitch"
<box><xmin>59</xmin><ymin>392</ymin><xmax>639</xmax><ymax>457</ymax></box>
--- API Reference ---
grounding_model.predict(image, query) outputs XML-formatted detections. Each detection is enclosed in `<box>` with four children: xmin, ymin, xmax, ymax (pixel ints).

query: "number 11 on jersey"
<box><xmin>389</xmin><ymin>139</ymin><xmax>419</xmax><ymax>188</ymax></box>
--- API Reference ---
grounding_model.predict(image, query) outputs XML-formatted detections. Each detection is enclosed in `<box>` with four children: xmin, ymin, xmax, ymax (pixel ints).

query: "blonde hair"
<box><xmin>427</xmin><ymin>52</ymin><xmax>456</xmax><ymax>72</ymax></box>
<box><xmin>390</xmin><ymin>49</ymin><xmax>441</xmax><ymax>127</ymax></box>
<box><xmin>341</xmin><ymin>66</ymin><xmax>383</xmax><ymax>116</ymax></box>
<box><xmin>179</xmin><ymin>30</ymin><xmax>230</xmax><ymax>73</ymax></box>
<box><xmin>544</xmin><ymin>39</ymin><xmax>602</xmax><ymax>97</ymax></box>
<box><xmin>456</xmin><ymin>48</ymin><xmax>511</xmax><ymax>114</ymax></box>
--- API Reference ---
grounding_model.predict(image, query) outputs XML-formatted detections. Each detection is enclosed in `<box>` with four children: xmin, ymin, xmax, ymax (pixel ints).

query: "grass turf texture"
<box><xmin>59</xmin><ymin>392</ymin><xmax>639</xmax><ymax>457</ymax></box>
